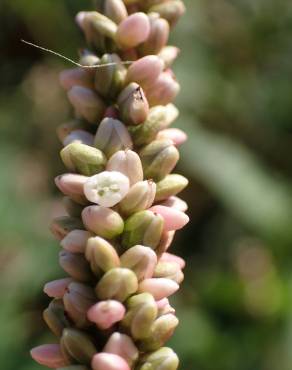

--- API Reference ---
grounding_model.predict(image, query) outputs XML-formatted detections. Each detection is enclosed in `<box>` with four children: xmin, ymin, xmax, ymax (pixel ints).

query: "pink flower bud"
<box><xmin>63</xmin><ymin>129</ymin><xmax>95</xmax><ymax>147</ymax></box>
<box><xmin>55</xmin><ymin>173</ymin><xmax>88</xmax><ymax>205</ymax></box>
<box><xmin>67</xmin><ymin>86</ymin><xmax>105</xmax><ymax>124</ymax></box>
<box><xmin>116</xmin><ymin>12</ymin><xmax>150</xmax><ymax>49</ymax></box>
<box><xmin>43</xmin><ymin>278</ymin><xmax>73</xmax><ymax>298</ymax></box>
<box><xmin>60</xmin><ymin>229</ymin><xmax>93</xmax><ymax>253</ymax></box>
<box><xmin>92</xmin><ymin>353</ymin><xmax>131</xmax><ymax>370</ymax></box>
<box><xmin>157</xmin><ymin>128</ymin><xmax>187</xmax><ymax>146</ymax></box>
<box><xmin>161</xmin><ymin>196</ymin><xmax>188</xmax><ymax>212</ymax></box>
<box><xmin>59</xmin><ymin>68</ymin><xmax>94</xmax><ymax>90</ymax></box>
<box><xmin>160</xmin><ymin>252</ymin><xmax>186</xmax><ymax>269</ymax></box>
<box><xmin>145</xmin><ymin>72</ymin><xmax>180</xmax><ymax>107</ymax></box>
<box><xmin>103</xmin><ymin>332</ymin><xmax>138</xmax><ymax>366</ymax></box>
<box><xmin>149</xmin><ymin>205</ymin><xmax>189</xmax><ymax>231</ymax></box>
<box><xmin>138</xmin><ymin>278</ymin><xmax>179</xmax><ymax>300</ymax></box>
<box><xmin>158</xmin><ymin>45</ymin><xmax>180</xmax><ymax>68</ymax></box>
<box><xmin>106</xmin><ymin>150</ymin><xmax>143</xmax><ymax>186</ymax></box>
<box><xmin>88</xmin><ymin>300</ymin><xmax>126</xmax><ymax>329</ymax></box>
<box><xmin>156</xmin><ymin>298</ymin><xmax>176</xmax><ymax>315</ymax></box>
<box><xmin>126</xmin><ymin>55</ymin><xmax>164</xmax><ymax>89</ymax></box>
<box><xmin>31</xmin><ymin>344</ymin><xmax>68</xmax><ymax>368</ymax></box>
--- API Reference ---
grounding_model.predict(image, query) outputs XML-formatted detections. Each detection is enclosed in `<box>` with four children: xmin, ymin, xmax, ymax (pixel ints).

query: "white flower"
<box><xmin>84</xmin><ymin>171</ymin><xmax>130</xmax><ymax>207</ymax></box>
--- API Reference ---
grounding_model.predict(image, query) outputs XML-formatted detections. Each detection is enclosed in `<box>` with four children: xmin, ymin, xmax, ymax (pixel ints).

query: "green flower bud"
<box><xmin>122</xmin><ymin>210</ymin><xmax>164</xmax><ymax>250</ymax></box>
<box><xmin>63</xmin><ymin>282</ymin><xmax>96</xmax><ymax>328</ymax></box>
<box><xmin>119</xmin><ymin>180</ymin><xmax>156</xmax><ymax>216</ymax></box>
<box><xmin>117</xmin><ymin>83</ymin><xmax>149</xmax><ymax>126</ymax></box>
<box><xmin>120</xmin><ymin>245</ymin><xmax>157</xmax><ymax>281</ymax></box>
<box><xmin>43</xmin><ymin>299</ymin><xmax>71</xmax><ymax>337</ymax></box>
<box><xmin>61</xmin><ymin>328</ymin><xmax>97</xmax><ymax>365</ymax></box>
<box><xmin>60</xmin><ymin>143</ymin><xmax>106</xmax><ymax>176</ymax></box>
<box><xmin>149</xmin><ymin>1</ymin><xmax>186</xmax><ymax>28</ymax></box>
<box><xmin>95</xmin><ymin>268</ymin><xmax>138</xmax><ymax>302</ymax></box>
<box><xmin>86</xmin><ymin>236</ymin><xmax>120</xmax><ymax>274</ymax></box>
<box><xmin>59</xmin><ymin>251</ymin><xmax>94</xmax><ymax>283</ymax></box>
<box><xmin>153</xmin><ymin>261</ymin><xmax>184</xmax><ymax>284</ymax></box>
<box><xmin>95</xmin><ymin>54</ymin><xmax>127</xmax><ymax>100</ymax></box>
<box><xmin>63</xmin><ymin>197</ymin><xmax>84</xmax><ymax>218</ymax></box>
<box><xmin>137</xmin><ymin>347</ymin><xmax>179</xmax><ymax>370</ymax></box>
<box><xmin>155</xmin><ymin>174</ymin><xmax>188</xmax><ymax>202</ymax></box>
<box><xmin>138</xmin><ymin>314</ymin><xmax>179</xmax><ymax>352</ymax></box>
<box><xmin>128</xmin><ymin>104</ymin><xmax>178</xmax><ymax>146</ymax></box>
<box><xmin>94</xmin><ymin>118</ymin><xmax>133</xmax><ymax>158</ymax></box>
<box><xmin>122</xmin><ymin>293</ymin><xmax>158</xmax><ymax>340</ymax></box>
<box><xmin>50</xmin><ymin>216</ymin><xmax>84</xmax><ymax>241</ymax></box>
<box><xmin>140</xmin><ymin>139</ymin><xmax>179</xmax><ymax>181</ymax></box>
<box><xmin>95</xmin><ymin>0</ymin><xmax>128</xmax><ymax>24</ymax></box>
<box><xmin>82</xmin><ymin>205</ymin><xmax>124</xmax><ymax>239</ymax></box>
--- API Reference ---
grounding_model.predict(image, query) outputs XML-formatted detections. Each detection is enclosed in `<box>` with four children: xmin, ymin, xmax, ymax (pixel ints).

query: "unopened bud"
<box><xmin>128</xmin><ymin>104</ymin><xmax>178</xmax><ymax>146</ymax></box>
<box><xmin>97</xmin><ymin>0</ymin><xmax>128</xmax><ymax>24</ymax></box>
<box><xmin>61</xmin><ymin>230</ymin><xmax>93</xmax><ymax>254</ymax></box>
<box><xmin>145</xmin><ymin>72</ymin><xmax>180</xmax><ymax>106</ymax></box>
<box><xmin>88</xmin><ymin>301</ymin><xmax>125</xmax><ymax>329</ymax></box>
<box><xmin>157</xmin><ymin>128</ymin><xmax>187</xmax><ymax>146</ymax></box>
<box><xmin>55</xmin><ymin>174</ymin><xmax>88</xmax><ymax>205</ymax></box>
<box><xmin>63</xmin><ymin>130</ymin><xmax>95</xmax><ymax>147</ymax></box>
<box><xmin>92</xmin><ymin>353</ymin><xmax>130</xmax><ymax>370</ymax></box>
<box><xmin>120</xmin><ymin>245</ymin><xmax>157</xmax><ymax>281</ymax></box>
<box><xmin>50</xmin><ymin>216</ymin><xmax>84</xmax><ymax>241</ymax></box>
<box><xmin>43</xmin><ymin>299</ymin><xmax>71</xmax><ymax>337</ymax></box>
<box><xmin>139</xmin><ymin>139</ymin><xmax>179</xmax><ymax>181</ymax></box>
<box><xmin>139</xmin><ymin>314</ymin><xmax>179</xmax><ymax>352</ymax></box>
<box><xmin>63</xmin><ymin>197</ymin><xmax>84</xmax><ymax>218</ymax></box>
<box><xmin>60</xmin><ymin>143</ymin><xmax>106</xmax><ymax>176</ymax></box>
<box><xmin>156</xmin><ymin>298</ymin><xmax>176</xmax><ymax>316</ymax></box>
<box><xmin>68</xmin><ymin>86</ymin><xmax>106</xmax><ymax>124</ymax></box>
<box><xmin>161</xmin><ymin>196</ymin><xmax>188</xmax><ymax>212</ymax></box>
<box><xmin>122</xmin><ymin>210</ymin><xmax>164</xmax><ymax>250</ymax></box>
<box><xmin>155</xmin><ymin>174</ymin><xmax>188</xmax><ymax>201</ymax></box>
<box><xmin>139</xmin><ymin>13</ymin><xmax>169</xmax><ymax>55</ymax></box>
<box><xmin>158</xmin><ymin>46</ymin><xmax>180</xmax><ymax>68</ymax></box>
<box><xmin>117</xmin><ymin>83</ymin><xmax>149</xmax><ymax>126</ymax></box>
<box><xmin>95</xmin><ymin>268</ymin><xmax>138</xmax><ymax>302</ymax></box>
<box><xmin>86</xmin><ymin>236</ymin><xmax>120</xmax><ymax>274</ymax></box>
<box><xmin>149</xmin><ymin>0</ymin><xmax>186</xmax><ymax>27</ymax></box>
<box><xmin>44</xmin><ymin>278</ymin><xmax>73</xmax><ymax>299</ymax></box>
<box><xmin>126</xmin><ymin>55</ymin><xmax>164</xmax><ymax>90</ymax></box>
<box><xmin>106</xmin><ymin>150</ymin><xmax>143</xmax><ymax>186</ymax></box>
<box><xmin>59</xmin><ymin>250</ymin><xmax>94</xmax><ymax>282</ymax></box>
<box><xmin>116</xmin><ymin>12</ymin><xmax>150</xmax><ymax>49</ymax></box>
<box><xmin>160</xmin><ymin>252</ymin><xmax>186</xmax><ymax>270</ymax></box>
<box><xmin>119</xmin><ymin>180</ymin><xmax>156</xmax><ymax>216</ymax></box>
<box><xmin>61</xmin><ymin>328</ymin><xmax>97</xmax><ymax>365</ymax></box>
<box><xmin>138</xmin><ymin>278</ymin><xmax>179</xmax><ymax>301</ymax></box>
<box><xmin>60</xmin><ymin>68</ymin><xmax>94</xmax><ymax>91</ymax></box>
<box><xmin>95</xmin><ymin>54</ymin><xmax>127</xmax><ymax>100</ymax></box>
<box><xmin>82</xmin><ymin>205</ymin><xmax>124</xmax><ymax>239</ymax></box>
<box><xmin>154</xmin><ymin>261</ymin><xmax>184</xmax><ymax>284</ymax></box>
<box><xmin>57</xmin><ymin>120</ymin><xmax>88</xmax><ymax>143</ymax></box>
<box><xmin>84</xmin><ymin>171</ymin><xmax>130</xmax><ymax>207</ymax></box>
<box><xmin>103</xmin><ymin>332</ymin><xmax>138</xmax><ymax>367</ymax></box>
<box><xmin>155</xmin><ymin>231</ymin><xmax>175</xmax><ymax>257</ymax></box>
<box><xmin>82</xmin><ymin>11</ymin><xmax>118</xmax><ymax>42</ymax></box>
<box><xmin>137</xmin><ymin>347</ymin><xmax>179</xmax><ymax>370</ymax></box>
<box><xmin>149</xmin><ymin>205</ymin><xmax>189</xmax><ymax>231</ymax></box>
<box><xmin>79</xmin><ymin>51</ymin><xmax>100</xmax><ymax>70</ymax></box>
<box><xmin>122</xmin><ymin>293</ymin><xmax>157</xmax><ymax>340</ymax></box>
<box><xmin>94</xmin><ymin>118</ymin><xmax>133</xmax><ymax>158</ymax></box>
<box><xmin>63</xmin><ymin>282</ymin><xmax>96</xmax><ymax>328</ymax></box>
<box><xmin>31</xmin><ymin>344</ymin><xmax>69</xmax><ymax>368</ymax></box>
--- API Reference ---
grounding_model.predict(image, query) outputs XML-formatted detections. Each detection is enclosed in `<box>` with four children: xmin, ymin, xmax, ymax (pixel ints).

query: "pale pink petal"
<box><xmin>138</xmin><ymin>278</ymin><xmax>179</xmax><ymax>301</ymax></box>
<box><xmin>149</xmin><ymin>205</ymin><xmax>189</xmax><ymax>231</ymax></box>
<box><xmin>157</xmin><ymin>128</ymin><xmax>187</xmax><ymax>146</ymax></box>
<box><xmin>43</xmin><ymin>278</ymin><xmax>73</xmax><ymax>298</ymax></box>
<box><xmin>31</xmin><ymin>344</ymin><xmax>68</xmax><ymax>369</ymax></box>
<box><xmin>92</xmin><ymin>353</ymin><xmax>130</xmax><ymax>370</ymax></box>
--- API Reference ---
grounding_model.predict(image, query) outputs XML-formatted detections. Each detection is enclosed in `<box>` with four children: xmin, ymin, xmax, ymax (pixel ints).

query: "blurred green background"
<box><xmin>1</xmin><ymin>0</ymin><xmax>292</xmax><ymax>369</ymax></box>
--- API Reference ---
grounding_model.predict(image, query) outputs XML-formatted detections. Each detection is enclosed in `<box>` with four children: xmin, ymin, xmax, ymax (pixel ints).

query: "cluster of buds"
<box><xmin>31</xmin><ymin>1</ymin><xmax>188</xmax><ymax>369</ymax></box>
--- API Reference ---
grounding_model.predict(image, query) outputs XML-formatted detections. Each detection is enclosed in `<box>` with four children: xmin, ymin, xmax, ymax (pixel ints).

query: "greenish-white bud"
<box><xmin>155</xmin><ymin>174</ymin><xmax>189</xmax><ymax>202</ymax></box>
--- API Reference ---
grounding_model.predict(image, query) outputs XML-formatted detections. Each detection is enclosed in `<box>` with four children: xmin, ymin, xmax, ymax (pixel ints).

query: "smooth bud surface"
<box><xmin>149</xmin><ymin>205</ymin><xmax>189</xmax><ymax>231</ymax></box>
<box><xmin>92</xmin><ymin>353</ymin><xmax>130</xmax><ymax>370</ymax></box>
<box><xmin>116</xmin><ymin>12</ymin><xmax>150</xmax><ymax>49</ymax></box>
<box><xmin>103</xmin><ymin>332</ymin><xmax>138</xmax><ymax>367</ymax></box>
<box><xmin>88</xmin><ymin>300</ymin><xmax>126</xmax><ymax>329</ymax></box>
<box><xmin>138</xmin><ymin>278</ymin><xmax>179</xmax><ymax>300</ymax></box>
<box><xmin>31</xmin><ymin>344</ymin><xmax>68</xmax><ymax>369</ymax></box>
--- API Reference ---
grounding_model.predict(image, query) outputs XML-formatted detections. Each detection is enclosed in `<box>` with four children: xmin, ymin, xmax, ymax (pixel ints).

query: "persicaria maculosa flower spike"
<box><xmin>31</xmin><ymin>1</ymin><xmax>187</xmax><ymax>369</ymax></box>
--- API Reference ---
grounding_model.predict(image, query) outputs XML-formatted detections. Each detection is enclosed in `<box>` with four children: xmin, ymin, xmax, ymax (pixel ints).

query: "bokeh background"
<box><xmin>1</xmin><ymin>0</ymin><xmax>292</xmax><ymax>369</ymax></box>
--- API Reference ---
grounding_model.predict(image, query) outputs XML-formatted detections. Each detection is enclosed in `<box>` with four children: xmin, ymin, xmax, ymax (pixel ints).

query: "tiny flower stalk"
<box><xmin>31</xmin><ymin>1</ymin><xmax>187</xmax><ymax>370</ymax></box>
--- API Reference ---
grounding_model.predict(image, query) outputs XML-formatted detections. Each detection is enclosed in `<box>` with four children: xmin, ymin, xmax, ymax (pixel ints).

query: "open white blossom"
<box><xmin>84</xmin><ymin>171</ymin><xmax>130</xmax><ymax>207</ymax></box>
